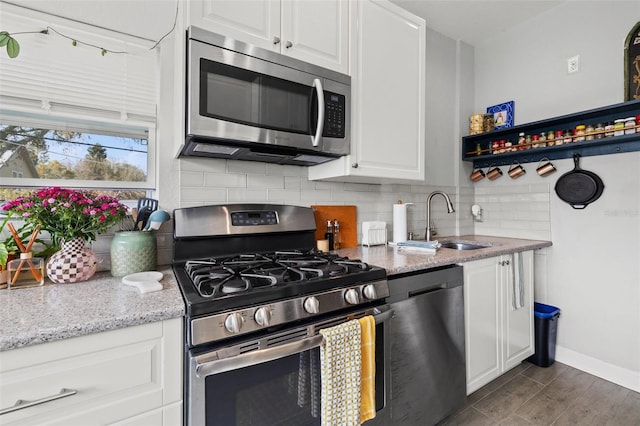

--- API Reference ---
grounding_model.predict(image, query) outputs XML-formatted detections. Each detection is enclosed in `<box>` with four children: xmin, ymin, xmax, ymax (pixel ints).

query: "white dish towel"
<box><xmin>319</xmin><ymin>319</ymin><xmax>362</xmax><ymax>426</ymax></box>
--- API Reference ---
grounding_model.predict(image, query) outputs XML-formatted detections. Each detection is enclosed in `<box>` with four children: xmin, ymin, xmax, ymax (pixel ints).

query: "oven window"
<box><xmin>200</xmin><ymin>59</ymin><xmax>315</xmax><ymax>135</ymax></box>
<box><xmin>201</xmin><ymin>322</ymin><xmax>385</xmax><ymax>426</ymax></box>
<box><xmin>205</xmin><ymin>348</ymin><xmax>322</xmax><ymax>426</ymax></box>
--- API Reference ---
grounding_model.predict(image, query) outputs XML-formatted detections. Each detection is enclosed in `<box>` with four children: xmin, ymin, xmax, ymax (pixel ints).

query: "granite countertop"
<box><xmin>0</xmin><ymin>267</ymin><xmax>185</xmax><ymax>351</ymax></box>
<box><xmin>336</xmin><ymin>235</ymin><xmax>552</xmax><ymax>276</ymax></box>
<box><xmin>0</xmin><ymin>235</ymin><xmax>550</xmax><ymax>352</ymax></box>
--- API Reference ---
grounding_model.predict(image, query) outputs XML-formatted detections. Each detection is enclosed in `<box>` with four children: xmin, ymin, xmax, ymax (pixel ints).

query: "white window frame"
<box><xmin>0</xmin><ymin>109</ymin><xmax>156</xmax><ymax>191</ymax></box>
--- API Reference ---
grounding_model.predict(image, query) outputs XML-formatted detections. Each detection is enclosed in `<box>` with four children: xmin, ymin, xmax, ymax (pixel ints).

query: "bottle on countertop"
<box><xmin>333</xmin><ymin>219</ymin><xmax>341</xmax><ymax>250</ymax></box>
<box><xmin>325</xmin><ymin>219</ymin><xmax>334</xmax><ymax>251</ymax></box>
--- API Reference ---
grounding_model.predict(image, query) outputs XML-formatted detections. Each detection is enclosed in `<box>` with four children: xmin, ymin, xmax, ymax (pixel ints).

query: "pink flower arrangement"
<box><xmin>2</xmin><ymin>187</ymin><xmax>128</xmax><ymax>243</ymax></box>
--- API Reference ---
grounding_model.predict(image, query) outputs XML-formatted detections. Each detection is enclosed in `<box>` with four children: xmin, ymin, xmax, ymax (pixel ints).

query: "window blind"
<box><xmin>0</xmin><ymin>5</ymin><xmax>157</xmax><ymax>123</ymax></box>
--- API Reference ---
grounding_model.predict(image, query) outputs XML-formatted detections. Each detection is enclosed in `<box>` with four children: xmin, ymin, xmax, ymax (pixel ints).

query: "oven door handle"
<box><xmin>194</xmin><ymin>307</ymin><xmax>394</xmax><ymax>377</ymax></box>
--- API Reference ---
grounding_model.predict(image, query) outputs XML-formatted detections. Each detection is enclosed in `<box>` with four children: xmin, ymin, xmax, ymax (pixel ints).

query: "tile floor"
<box><xmin>443</xmin><ymin>361</ymin><xmax>640</xmax><ymax>425</ymax></box>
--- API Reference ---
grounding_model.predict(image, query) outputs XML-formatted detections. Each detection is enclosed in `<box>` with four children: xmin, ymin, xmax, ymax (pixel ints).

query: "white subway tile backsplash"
<box><xmin>284</xmin><ymin>176</ymin><xmax>302</xmax><ymax>189</ymax></box>
<box><xmin>204</xmin><ymin>173</ymin><xmax>247</xmax><ymax>188</ymax></box>
<box><xmin>267</xmin><ymin>188</ymin><xmax>301</xmax><ymax>203</ymax></box>
<box><xmin>266</xmin><ymin>163</ymin><xmax>307</xmax><ymax>177</ymax></box>
<box><xmin>181</xmin><ymin>157</ymin><xmax>226</xmax><ymax>172</ymax></box>
<box><xmin>227</xmin><ymin>160</ymin><xmax>267</xmax><ymax>175</ymax></box>
<box><xmin>174</xmin><ymin>158</ymin><xmax>551</xmax><ymax>246</ymax></box>
<box><xmin>228</xmin><ymin>188</ymin><xmax>268</xmax><ymax>202</ymax></box>
<box><xmin>180</xmin><ymin>171</ymin><xmax>205</xmax><ymax>186</ymax></box>
<box><xmin>181</xmin><ymin>187</ymin><xmax>226</xmax><ymax>203</ymax></box>
<box><xmin>247</xmin><ymin>175</ymin><xmax>285</xmax><ymax>189</ymax></box>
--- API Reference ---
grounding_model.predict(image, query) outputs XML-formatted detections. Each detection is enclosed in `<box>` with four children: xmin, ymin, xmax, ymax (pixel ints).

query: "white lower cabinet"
<box><xmin>463</xmin><ymin>251</ymin><xmax>534</xmax><ymax>394</ymax></box>
<box><xmin>0</xmin><ymin>318</ymin><xmax>183</xmax><ymax>425</ymax></box>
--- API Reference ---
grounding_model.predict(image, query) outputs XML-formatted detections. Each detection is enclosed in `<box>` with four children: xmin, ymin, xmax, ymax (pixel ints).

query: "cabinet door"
<box><xmin>191</xmin><ymin>0</ymin><xmax>281</xmax><ymax>51</ymax></box>
<box><xmin>502</xmin><ymin>251</ymin><xmax>535</xmax><ymax>370</ymax></box>
<box><xmin>463</xmin><ymin>257</ymin><xmax>501</xmax><ymax>395</ymax></box>
<box><xmin>281</xmin><ymin>0</ymin><xmax>349</xmax><ymax>73</ymax></box>
<box><xmin>352</xmin><ymin>0</ymin><xmax>425</xmax><ymax>180</ymax></box>
<box><xmin>308</xmin><ymin>0</ymin><xmax>425</xmax><ymax>183</ymax></box>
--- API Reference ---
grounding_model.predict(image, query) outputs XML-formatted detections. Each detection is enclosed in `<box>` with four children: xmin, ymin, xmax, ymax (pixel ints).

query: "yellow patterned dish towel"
<box><xmin>320</xmin><ymin>319</ymin><xmax>362</xmax><ymax>426</ymax></box>
<box><xmin>359</xmin><ymin>315</ymin><xmax>376</xmax><ymax>423</ymax></box>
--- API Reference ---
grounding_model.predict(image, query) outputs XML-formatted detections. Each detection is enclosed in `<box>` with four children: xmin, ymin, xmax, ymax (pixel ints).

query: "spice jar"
<box><xmin>563</xmin><ymin>130</ymin><xmax>573</xmax><ymax>144</ymax></box>
<box><xmin>613</xmin><ymin>119</ymin><xmax>625</xmax><ymax>136</ymax></box>
<box><xmin>539</xmin><ymin>132</ymin><xmax>547</xmax><ymax>147</ymax></box>
<box><xmin>585</xmin><ymin>124</ymin><xmax>595</xmax><ymax>141</ymax></box>
<box><xmin>517</xmin><ymin>132</ymin><xmax>526</xmax><ymax>151</ymax></box>
<box><xmin>505</xmin><ymin>139</ymin><xmax>513</xmax><ymax>152</ymax></box>
<box><xmin>531</xmin><ymin>134</ymin><xmax>540</xmax><ymax>149</ymax></box>
<box><xmin>546</xmin><ymin>130</ymin><xmax>556</xmax><ymax>146</ymax></box>
<box><xmin>624</xmin><ymin>117</ymin><xmax>636</xmax><ymax>135</ymax></box>
<box><xmin>574</xmin><ymin>125</ymin><xmax>586</xmax><ymax>142</ymax></box>
<box><xmin>594</xmin><ymin>123</ymin><xmax>604</xmax><ymax>139</ymax></box>
<box><xmin>554</xmin><ymin>130</ymin><xmax>564</xmax><ymax>146</ymax></box>
<box><xmin>604</xmin><ymin>121</ymin><xmax>614</xmax><ymax>137</ymax></box>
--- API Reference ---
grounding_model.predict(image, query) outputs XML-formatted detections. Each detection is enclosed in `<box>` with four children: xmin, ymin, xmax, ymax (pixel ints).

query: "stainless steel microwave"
<box><xmin>182</xmin><ymin>26</ymin><xmax>351</xmax><ymax>166</ymax></box>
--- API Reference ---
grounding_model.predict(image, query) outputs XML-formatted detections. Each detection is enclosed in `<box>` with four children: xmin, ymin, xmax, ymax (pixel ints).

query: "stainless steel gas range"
<box><xmin>172</xmin><ymin>204</ymin><xmax>392</xmax><ymax>426</ymax></box>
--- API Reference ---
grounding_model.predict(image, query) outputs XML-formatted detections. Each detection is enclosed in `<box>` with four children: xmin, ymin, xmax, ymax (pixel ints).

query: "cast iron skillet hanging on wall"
<box><xmin>555</xmin><ymin>154</ymin><xmax>604</xmax><ymax>209</ymax></box>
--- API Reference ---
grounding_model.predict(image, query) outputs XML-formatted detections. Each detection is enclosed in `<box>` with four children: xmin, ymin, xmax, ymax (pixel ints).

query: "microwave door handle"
<box><xmin>311</xmin><ymin>78</ymin><xmax>324</xmax><ymax>147</ymax></box>
<box><xmin>194</xmin><ymin>307</ymin><xmax>394</xmax><ymax>377</ymax></box>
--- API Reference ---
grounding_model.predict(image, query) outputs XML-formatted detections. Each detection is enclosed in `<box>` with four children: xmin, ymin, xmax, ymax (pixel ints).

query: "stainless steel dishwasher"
<box><xmin>381</xmin><ymin>265</ymin><xmax>466</xmax><ymax>425</ymax></box>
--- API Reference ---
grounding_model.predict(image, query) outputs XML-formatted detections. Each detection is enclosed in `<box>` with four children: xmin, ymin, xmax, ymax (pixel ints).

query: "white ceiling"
<box><xmin>4</xmin><ymin>0</ymin><xmax>567</xmax><ymax>46</ymax></box>
<box><xmin>388</xmin><ymin>0</ymin><xmax>566</xmax><ymax>45</ymax></box>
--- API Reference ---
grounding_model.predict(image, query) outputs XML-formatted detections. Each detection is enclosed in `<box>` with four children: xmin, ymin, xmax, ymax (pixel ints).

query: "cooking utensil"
<box><xmin>137</xmin><ymin>197</ymin><xmax>158</xmax><ymax>213</ymax></box>
<box><xmin>554</xmin><ymin>154</ymin><xmax>604</xmax><ymax>209</ymax></box>
<box><xmin>134</xmin><ymin>206</ymin><xmax>152</xmax><ymax>231</ymax></box>
<box><xmin>143</xmin><ymin>209</ymin><xmax>170</xmax><ymax>231</ymax></box>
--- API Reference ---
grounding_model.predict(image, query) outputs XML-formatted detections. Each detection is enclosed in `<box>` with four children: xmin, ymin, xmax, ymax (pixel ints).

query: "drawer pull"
<box><xmin>0</xmin><ymin>388</ymin><xmax>78</xmax><ymax>415</ymax></box>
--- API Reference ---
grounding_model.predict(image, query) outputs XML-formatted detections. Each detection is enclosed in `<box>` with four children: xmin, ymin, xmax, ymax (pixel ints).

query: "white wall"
<box><xmin>474</xmin><ymin>1</ymin><xmax>640</xmax><ymax>391</ymax></box>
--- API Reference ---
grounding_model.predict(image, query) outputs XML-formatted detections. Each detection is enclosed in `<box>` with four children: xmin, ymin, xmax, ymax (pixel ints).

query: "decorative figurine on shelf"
<box><xmin>2</xmin><ymin>187</ymin><xmax>128</xmax><ymax>283</ymax></box>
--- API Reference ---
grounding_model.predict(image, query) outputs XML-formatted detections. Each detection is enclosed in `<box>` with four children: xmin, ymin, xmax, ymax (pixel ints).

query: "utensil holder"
<box><xmin>110</xmin><ymin>231</ymin><xmax>157</xmax><ymax>277</ymax></box>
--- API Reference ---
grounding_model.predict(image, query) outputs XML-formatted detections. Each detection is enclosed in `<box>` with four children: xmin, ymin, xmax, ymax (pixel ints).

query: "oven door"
<box><xmin>186</xmin><ymin>305</ymin><xmax>392</xmax><ymax>426</ymax></box>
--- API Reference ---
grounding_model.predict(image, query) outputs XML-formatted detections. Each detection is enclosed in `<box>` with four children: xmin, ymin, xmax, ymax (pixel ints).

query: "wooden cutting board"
<box><xmin>311</xmin><ymin>205</ymin><xmax>357</xmax><ymax>248</ymax></box>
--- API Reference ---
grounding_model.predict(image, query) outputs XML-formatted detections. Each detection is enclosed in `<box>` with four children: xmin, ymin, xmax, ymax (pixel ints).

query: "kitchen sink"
<box><xmin>440</xmin><ymin>241</ymin><xmax>489</xmax><ymax>251</ymax></box>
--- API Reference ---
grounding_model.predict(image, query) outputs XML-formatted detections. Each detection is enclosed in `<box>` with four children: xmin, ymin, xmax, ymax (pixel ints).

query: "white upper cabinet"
<box><xmin>188</xmin><ymin>0</ymin><xmax>349</xmax><ymax>73</ymax></box>
<box><xmin>309</xmin><ymin>0</ymin><xmax>426</xmax><ymax>183</ymax></box>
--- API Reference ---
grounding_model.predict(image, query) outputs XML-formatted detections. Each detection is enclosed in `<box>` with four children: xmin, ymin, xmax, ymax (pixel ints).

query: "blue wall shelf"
<box><xmin>462</xmin><ymin>99</ymin><xmax>640</xmax><ymax>168</ymax></box>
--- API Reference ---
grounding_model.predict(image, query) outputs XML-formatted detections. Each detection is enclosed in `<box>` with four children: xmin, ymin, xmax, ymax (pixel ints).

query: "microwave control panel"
<box><xmin>324</xmin><ymin>92</ymin><xmax>346</xmax><ymax>138</ymax></box>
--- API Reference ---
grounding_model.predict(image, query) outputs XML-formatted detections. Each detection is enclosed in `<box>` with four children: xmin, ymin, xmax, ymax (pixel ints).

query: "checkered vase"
<box><xmin>46</xmin><ymin>238</ymin><xmax>98</xmax><ymax>284</ymax></box>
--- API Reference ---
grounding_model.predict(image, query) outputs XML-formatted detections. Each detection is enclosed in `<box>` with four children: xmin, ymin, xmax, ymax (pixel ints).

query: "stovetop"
<box><xmin>172</xmin><ymin>203</ymin><xmax>389</xmax><ymax>345</ymax></box>
<box><xmin>174</xmin><ymin>249</ymin><xmax>386</xmax><ymax>318</ymax></box>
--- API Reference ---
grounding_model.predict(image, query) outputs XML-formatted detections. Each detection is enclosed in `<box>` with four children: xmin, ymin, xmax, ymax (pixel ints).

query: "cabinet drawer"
<box><xmin>0</xmin><ymin>324</ymin><xmax>165</xmax><ymax>425</ymax></box>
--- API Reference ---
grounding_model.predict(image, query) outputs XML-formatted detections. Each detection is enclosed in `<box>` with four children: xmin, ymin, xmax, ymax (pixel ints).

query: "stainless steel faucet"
<box><xmin>425</xmin><ymin>191</ymin><xmax>455</xmax><ymax>241</ymax></box>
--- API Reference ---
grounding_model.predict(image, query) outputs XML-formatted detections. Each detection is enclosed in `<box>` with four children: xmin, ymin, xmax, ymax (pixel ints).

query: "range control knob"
<box><xmin>303</xmin><ymin>296</ymin><xmax>320</xmax><ymax>314</ymax></box>
<box><xmin>224</xmin><ymin>313</ymin><xmax>244</xmax><ymax>334</ymax></box>
<box><xmin>254</xmin><ymin>306</ymin><xmax>272</xmax><ymax>326</ymax></box>
<box><xmin>362</xmin><ymin>284</ymin><xmax>378</xmax><ymax>300</ymax></box>
<box><xmin>344</xmin><ymin>288</ymin><xmax>360</xmax><ymax>305</ymax></box>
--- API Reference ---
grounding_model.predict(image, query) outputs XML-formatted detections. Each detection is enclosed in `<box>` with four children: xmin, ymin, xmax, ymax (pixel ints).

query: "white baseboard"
<box><xmin>556</xmin><ymin>345</ymin><xmax>640</xmax><ymax>393</ymax></box>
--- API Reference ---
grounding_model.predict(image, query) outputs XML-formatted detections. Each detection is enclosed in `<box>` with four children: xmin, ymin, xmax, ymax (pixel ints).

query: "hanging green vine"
<box><xmin>0</xmin><ymin>1</ymin><xmax>178</xmax><ymax>59</ymax></box>
<box><xmin>0</xmin><ymin>30</ymin><xmax>48</xmax><ymax>58</ymax></box>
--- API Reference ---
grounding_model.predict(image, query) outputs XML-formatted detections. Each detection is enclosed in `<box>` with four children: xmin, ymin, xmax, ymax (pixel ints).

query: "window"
<box><xmin>0</xmin><ymin>4</ymin><xmax>158</xmax><ymax>201</ymax></box>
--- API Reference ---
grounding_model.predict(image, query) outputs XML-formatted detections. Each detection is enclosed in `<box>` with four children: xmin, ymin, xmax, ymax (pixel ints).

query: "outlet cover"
<box><xmin>568</xmin><ymin>55</ymin><xmax>580</xmax><ymax>74</ymax></box>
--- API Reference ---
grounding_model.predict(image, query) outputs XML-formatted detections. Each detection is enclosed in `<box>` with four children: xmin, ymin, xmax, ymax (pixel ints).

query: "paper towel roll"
<box><xmin>393</xmin><ymin>203</ymin><xmax>412</xmax><ymax>243</ymax></box>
